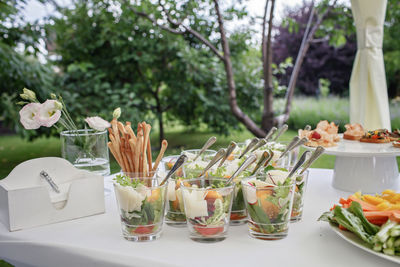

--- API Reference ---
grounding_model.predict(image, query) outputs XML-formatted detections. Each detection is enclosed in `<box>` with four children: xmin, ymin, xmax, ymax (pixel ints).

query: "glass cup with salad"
<box><xmin>181</xmin><ymin>177</ymin><xmax>235</xmax><ymax>242</ymax></box>
<box><xmin>261</xmin><ymin>165</ymin><xmax>310</xmax><ymax>222</ymax></box>
<box><xmin>289</xmin><ymin>168</ymin><xmax>309</xmax><ymax>222</ymax></box>
<box><xmin>113</xmin><ymin>172</ymin><xmax>167</xmax><ymax>241</ymax></box>
<box><xmin>241</xmin><ymin>171</ymin><xmax>295</xmax><ymax>240</ymax></box>
<box><xmin>209</xmin><ymin>158</ymin><xmax>254</xmax><ymax>225</ymax></box>
<box><xmin>165</xmin><ymin>158</ymin><xmax>216</xmax><ymax>226</ymax></box>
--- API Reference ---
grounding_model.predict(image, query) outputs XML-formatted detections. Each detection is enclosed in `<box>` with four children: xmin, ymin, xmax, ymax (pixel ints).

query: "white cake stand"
<box><xmin>304</xmin><ymin>135</ymin><xmax>400</xmax><ymax>193</ymax></box>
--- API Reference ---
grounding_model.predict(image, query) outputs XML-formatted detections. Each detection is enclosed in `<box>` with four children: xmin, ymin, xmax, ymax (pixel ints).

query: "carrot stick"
<box><xmin>389</xmin><ymin>211</ymin><xmax>400</xmax><ymax>223</ymax></box>
<box><xmin>348</xmin><ymin>195</ymin><xmax>379</xmax><ymax>211</ymax></box>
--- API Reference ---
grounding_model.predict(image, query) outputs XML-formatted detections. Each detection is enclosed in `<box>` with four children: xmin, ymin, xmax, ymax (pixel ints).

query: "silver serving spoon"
<box><xmin>251</xmin><ymin>151</ymin><xmax>271</xmax><ymax>175</ymax></box>
<box><xmin>218</xmin><ymin>141</ymin><xmax>237</xmax><ymax>167</ymax></box>
<box><xmin>250</xmin><ymin>138</ymin><xmax>267</xmax><ymax>152</ymax></box>
<box><xmin>304</xmin><ymin>125</ymin><xmax>312</xmax><ymax>131</ymax></box>
<box><xmin>193</xmin><ymin>136</ymin><xmax>217</xmax><ymax>161</ymax></box>
<box><xmin>273</xmin><ymin>124</ymin><xmax>289</xmax><ymax>141</ymax></box>
<box><xmin>285</xmin><ymin>151</ymin><xmax>311</xmax><ymax>180</ymax></box>
<box><xmin>198</xmin><ymin>148</ymin><xmax>226</xmax><ymax>177</ymax></box>
<box><xmin>278</xmin><ymin>136</ymin><xmax>300</xmax><ymax>159</ymax></box>
<box><xmin>299</xmin><ymin>146</ymin><xmax>325</xmax><ymax>175</ymax></box>
<box><xmin>239</xmin><ymin>138</ymin><xmax>259</xmax><ymax>159</ymax></box>
<box><xmin>265</xmin><ymin>127</ymin><xmax>277</xmax><ymax>141</ymax></box>
<box><xmin>263</xmin><ymin>150</ymin><xmax>274</xmax><ymax>167</ymax></box>
<box><xmin>160</xmin><ymin>155</ymin><xmax>188</xmax><ymax>186</ymax></box>
<box><xmin>291</xmin><ymin>137</ymin><xmax>309</xmax><ymax>150</ymax></box>
<box><xmin>226</xmin><ymin>154</ymin><xmax>257</xmax><ymax>185</ymax></box>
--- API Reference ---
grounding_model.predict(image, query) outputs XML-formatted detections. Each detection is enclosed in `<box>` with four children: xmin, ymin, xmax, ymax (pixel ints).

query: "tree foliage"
<box><xmin>273</xmin><ymin>1</ymin><xmax>356</xmax><ymax>96</ymax></box>
<box><xmin>0</xmin><ymin>0</ymin><xmax>54</xmax><ymax>138</ymax></box>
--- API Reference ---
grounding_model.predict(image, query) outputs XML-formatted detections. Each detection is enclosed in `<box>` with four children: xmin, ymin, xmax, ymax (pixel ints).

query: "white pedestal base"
<box><xmin>332</xmin><ymin>156</ymin><xmax>400</xmax><ymax>193</ymax></box>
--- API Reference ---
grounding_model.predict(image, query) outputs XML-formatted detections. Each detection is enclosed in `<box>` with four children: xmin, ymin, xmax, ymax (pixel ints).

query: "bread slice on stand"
<box><xmin>343</xmin><ymin>123</ymin><xmax>364</xmax><ymax>141</ymax></box>
<box><xmin>359</xmin><ymin>130</ymin><xmax>390</xmax><ymax>144</ymax></box>
<box><xmin>393</xmin><ymin>141</ymin><xmax>400</xmax><ymax>148</ymax></box>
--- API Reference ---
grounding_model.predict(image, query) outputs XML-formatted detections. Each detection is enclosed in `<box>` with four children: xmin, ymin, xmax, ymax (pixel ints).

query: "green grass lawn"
<box><xmin>0</xmin><ymin>129</ymin><xmax>338</xmax><ymax>179</ymax></box>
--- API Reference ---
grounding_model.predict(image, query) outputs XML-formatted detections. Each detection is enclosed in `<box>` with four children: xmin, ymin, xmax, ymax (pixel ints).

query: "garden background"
<box><xmin>1</xmin><ymin>0</ymin><xmax>400</xmax><ymax>179</ymax></box>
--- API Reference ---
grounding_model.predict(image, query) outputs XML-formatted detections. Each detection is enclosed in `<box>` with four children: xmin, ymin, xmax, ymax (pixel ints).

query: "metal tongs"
<box><xmin>40</xmin><ymin>170</ymin><xmax>60</xmax><ymax>193</ymax></box>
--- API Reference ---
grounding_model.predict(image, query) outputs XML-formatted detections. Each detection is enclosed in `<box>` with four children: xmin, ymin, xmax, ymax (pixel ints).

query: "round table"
<box><xmin>0</xmin><ymin>169</ymin><xmax>399</xmax><ymax>267</ymax></box>
<box><xmin>304</xmin><ymin>136</ymin><xmax>400</xmax><ymax>193</ymax></box>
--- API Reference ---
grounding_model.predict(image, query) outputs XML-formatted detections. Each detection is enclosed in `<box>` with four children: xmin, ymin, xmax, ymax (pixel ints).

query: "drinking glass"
<box><xmin>181</xmin><ymin>177</ymin><xmax>234</xmax><ymax>242</ymax></box>
<box><xmin>242</xmin><ymin>174</ymin><xmax>295</xmax><ymax>240</ymax></box>
<box><xmin>60</xmin><ymin>129</ymin><xmax>110</xmax><ymax>176</ymax></box>
<box><xmin>114</xmin><ymin>173</ymin><xmax>167</xmax><ymax>242</ymax></box>
<box><xmin>291</xmin><ymin>170</ymin><xmax>310</xmax><ymax>222</ymax></box>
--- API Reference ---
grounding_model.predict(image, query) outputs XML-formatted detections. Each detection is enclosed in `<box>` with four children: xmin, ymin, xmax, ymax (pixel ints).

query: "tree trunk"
<box><xmin>213</xmin><ymin>0</ymin><xmax>267</xmax><ymax>138</ymax></box>
<box><xmin>261</xmin><ymin>0</ymin><xmax>276</xmax><ymax>132</ymax></box>
<box><xmin>282</xmin><ymin>0</ymin><xmax>337</xmax><ymax>123</ymax></box>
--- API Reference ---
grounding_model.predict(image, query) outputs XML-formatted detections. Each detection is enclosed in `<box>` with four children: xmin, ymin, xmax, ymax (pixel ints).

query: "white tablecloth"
<box><xmin>0</xmin><ymin>169</ymin><xmax>399</xmax><ymax>267</ymax></box>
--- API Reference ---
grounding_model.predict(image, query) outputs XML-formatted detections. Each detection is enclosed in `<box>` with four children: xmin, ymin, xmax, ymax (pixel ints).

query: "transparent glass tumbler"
<box><xmin>181</xmin><ymin>149</ymin><xmax>217</xmax><ymax>162</ymax></box>
<box><xmin>242</xmin><ymin>175</ymin><xmax>295</xmax><ymax>240</ymax></box>
<box><xmin>60</xmin><ymin>129</ymin><xmax>110</xmax><ymax>176</ymax></box>
<box><xmin>291</xmin><ymin>170</ymin><xmax>310</xmax><ymax>222</ymax></box>
<box><xmin>181</xmin><ymin>178</ymin><xmax>234</xmax><ymax>242</ymax></box>
<box><xmin>114</xmin><ymin>174</ymin><xmax>167</xmax><ymax>242</ymax></box>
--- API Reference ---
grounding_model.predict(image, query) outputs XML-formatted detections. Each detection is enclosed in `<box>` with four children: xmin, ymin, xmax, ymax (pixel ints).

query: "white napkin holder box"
<box><xmin>0</xmin><ymin>157</ymin><xmax>105</xmax><ymax>231</ymax></box>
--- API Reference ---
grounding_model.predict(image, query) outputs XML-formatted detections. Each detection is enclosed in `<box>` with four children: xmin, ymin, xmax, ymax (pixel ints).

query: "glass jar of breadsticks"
<box><xmin>107</xmin><ymin>119</ymin><xmax>169</xmax><ymax>183</ymax></box>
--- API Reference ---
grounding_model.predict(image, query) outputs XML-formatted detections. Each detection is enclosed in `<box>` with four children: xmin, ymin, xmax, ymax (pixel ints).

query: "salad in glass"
<box><xmin>181</xmin><ymin>178</ymin><xmax>235</xmax><ymax>242</ymax></box>
<box><xmin>242</xmin><ymin>171</ymin><xmax>295</xmax><ymax>240</ymax></box>
<box><xmin>113</xmin><ymin>173</ymin><xmax>166</xmax><ymax>241</ymax></box>
<box><xmin>210</xmin><ymin>157</ymin><xmax>253</xmax><ymax>225</ymax></box>
<box><xmin>165</xmin><ymin>154</ymin><xmax>216</xmax><ymax>226</ymax></box>
<box><xmin>260</xmin><ymin>165</ymin><xmax>310</xmax><ymax>222</ymax></box>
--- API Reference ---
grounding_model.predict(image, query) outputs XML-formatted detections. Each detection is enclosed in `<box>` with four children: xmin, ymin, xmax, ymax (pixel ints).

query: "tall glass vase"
<box><xmin>60</xmin><ymin>129</ymin><xmax>110</xmax><ymax>176</ymax></box>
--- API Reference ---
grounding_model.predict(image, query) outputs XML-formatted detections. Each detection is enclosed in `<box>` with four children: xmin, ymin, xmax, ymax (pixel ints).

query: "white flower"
<box><xmin>113</xmin><ymin>107</ymin><xmax>121</xmax><ymax>119</ymax></box>
<box><xmin>20</xmin><ymin>88</ymin><xmax>37</xmax><ymax>102</ymax></box>
<box><xmin>19</xmin><ymin>103</ymin><xmax>42</xmax><ymax>130</ymax></box>
<box><xmin>85</xmin><ymin>116</ymin><xmax>111</xmax><ymax>131</ymax></box>
<box><xmin>35</xmin><ymin>100</ymin><xmax>62</xmax><ymax>127</ymax></box>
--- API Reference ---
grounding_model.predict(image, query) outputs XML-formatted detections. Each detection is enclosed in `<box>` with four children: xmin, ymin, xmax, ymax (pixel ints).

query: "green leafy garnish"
<box><xmin>113</xmin><ymin>174</ymin><xmax>145</xmax><ymax>188</ymax></box>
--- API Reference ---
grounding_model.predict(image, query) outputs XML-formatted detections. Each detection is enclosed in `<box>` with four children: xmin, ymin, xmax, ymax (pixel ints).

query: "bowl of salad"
<box><xmin>180</xmin><ymin>177</ymin><xmax>235</xmax><ymax>242</ymax></box>
<box><xmin>113</xmin><ymin>173</ymin><xmax>167</xmax><ymax>242</ymax></box>
<box><xmin>241</xmin><ymin>172</ymin><xmax>295</xmax><ymax>240</ymax></box>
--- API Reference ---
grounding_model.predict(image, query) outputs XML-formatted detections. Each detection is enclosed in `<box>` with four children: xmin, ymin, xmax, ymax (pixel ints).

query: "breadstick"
<box><xmin>128</xmin><ymin>139</ymin><xmax>136</xmax><ymax>172</ymax></box>
<box><xmin>152</xmin><ymin>140</ymin><xmax>168</xmax><ymax>171</ymax></box>
<box><xmin>142</xmin><ymin>122</ymin><xmax>151</xmax><ymax>175</ymax></box>
<box><xmin>146</xmin><ymin>137</ymin><xmax>152</xmax><ymax>172</ymax></box>
<box><xmin>109</xmin><ymin>134</ymin><xmax>125</xmax><ymax>171</ymax></box>
<box><xmin>142</xmin><ymin>123</ymin><xmax>152</xmax><ymax>174</ymax></box>
<box><xmin>125</xmin><ymin>138</ymin><xmax>134</xmax><ymax>173</ymax></box>
<box><xmin>125</xmin><ymin>122</ymin><xmax>137</xmax><ymax>143</ymax></box>
<box><xmin>117</xmin><ymin>121</ymin><xmax>127</xmax><ymax>136</ymax></box>
<box><xmin>135</xmin><ymin>130</ymin><xmax>143</xmax><ymax>174</ymax></box>
<box><xmin>111</xmin><ymin>119</ymin><xmax>120</xmax><ymax>147</ymax></box>
<box><xmin>108</xmin><ymin>142</ymin><xmax>124</xmax><ymax>168</ymax></box>
<box><xmin>120</xmin><ymin>137</ymin><xmax>131</xmax><ymax>173</ymax></box>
